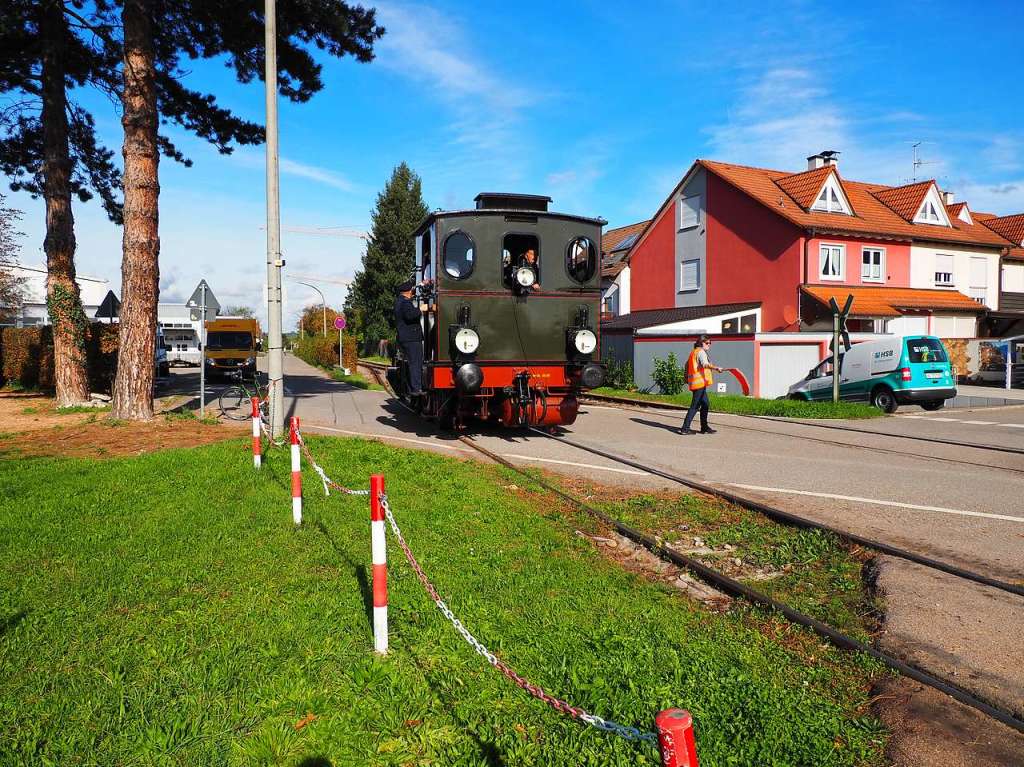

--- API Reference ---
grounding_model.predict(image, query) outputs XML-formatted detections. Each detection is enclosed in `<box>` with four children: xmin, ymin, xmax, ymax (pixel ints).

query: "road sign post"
<box><xmin>335</xmin><ymin>314</ymin><xmax>346</xmax><ymax>370</ymax></box>
<box><xmin>187</xmin><ymin>280</ymin><xmax>220</xmax><ymax>416</ymax></box>
<box><xmin>828</xmin><ymin>295</ymin><xmax>855</xmax><ymax>403</ymax></box>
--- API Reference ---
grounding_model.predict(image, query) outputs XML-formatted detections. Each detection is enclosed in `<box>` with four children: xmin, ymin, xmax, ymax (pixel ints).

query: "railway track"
<box><xmin>358</xmin><ymin>358</ymin><xmax>1024</xmax><ymax>733</ymax></box>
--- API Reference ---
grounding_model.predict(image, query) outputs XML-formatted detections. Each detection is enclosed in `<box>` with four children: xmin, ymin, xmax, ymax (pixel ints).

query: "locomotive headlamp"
<box><xmin>572</xmin><ymin>328</ymin><xmax>597</xmax><ymax>355</ymax></box>
<box><xmin>515</xmin><ymin>265</ymin><xmax>537</xmax><ymax>288</ymax></box>
<box><xmin>454</xmin><ymin>327</ymin><xmax>480</xmax><ymax>354</ymax></box>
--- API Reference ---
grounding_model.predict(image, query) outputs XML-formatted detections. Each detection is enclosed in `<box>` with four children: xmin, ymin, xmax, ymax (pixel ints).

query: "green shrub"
<box><xmin>603</xmin><ymin>357</ymin><xmax>636</xmax><ymax>391</ymax></box>
<box><xmin>0</xmin><ymin>323</ymin><xmax>118</xmax><ymax>392</ymax></box>
<box><xmin>293</xmin><ymin>334</ymin><xmax>341</xmax><ymax>369</ymax></box>
<box><xmin>651</xmin><ymin>353</ymin><xmax>687</xmax><ymax>395</ymax></box>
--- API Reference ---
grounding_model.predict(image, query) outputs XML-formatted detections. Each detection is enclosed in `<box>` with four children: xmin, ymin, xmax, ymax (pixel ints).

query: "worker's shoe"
<box><xmin>680</xmin><ymin>427</ymin><xmax>697</xmax><ymax>435</ymax></box>
<box><xmin>700</xmin><ymin>427</ymin><xmax>717</xmax><ymax>434</ymax></box>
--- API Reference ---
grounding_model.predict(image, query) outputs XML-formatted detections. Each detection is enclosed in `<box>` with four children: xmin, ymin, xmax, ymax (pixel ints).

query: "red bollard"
<box><xmin>370</xmin><ymin>474</ymin><xmax>388</xmax><ymax>654</ymax></box>
<box><xmin>251</xmin><ymin>397</ymin><xmax>262</xmax><ymax>469</ymax></box>
<box><xmin>656</xmin><ymin>709</ymin><xmax>699</xmax><ymax>767</ymax></box>
<box><xmin>290</xmin><ymin>416</ymin><xmax>302</xmax><ymax>525</ymax></box>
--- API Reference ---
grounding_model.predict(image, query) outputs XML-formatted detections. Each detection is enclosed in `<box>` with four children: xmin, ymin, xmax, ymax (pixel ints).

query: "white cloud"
<box><xmin>279</xmin><ymin>158</ymin><xmax>355</xmax><ymax>192</ymax></box>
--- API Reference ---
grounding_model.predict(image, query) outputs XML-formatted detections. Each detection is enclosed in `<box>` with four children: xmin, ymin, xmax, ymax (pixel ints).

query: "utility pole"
<box><xmin>264</xmin><ymin>0</ymin><xmax>285</xmax><ymax>439</ymax></box>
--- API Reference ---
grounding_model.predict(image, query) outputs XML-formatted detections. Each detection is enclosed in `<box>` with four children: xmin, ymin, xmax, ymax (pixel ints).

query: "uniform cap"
<box><xmin>396</xmin><ymin>280</ymin><xmax>415</xmax><ymax>293</ymax></box>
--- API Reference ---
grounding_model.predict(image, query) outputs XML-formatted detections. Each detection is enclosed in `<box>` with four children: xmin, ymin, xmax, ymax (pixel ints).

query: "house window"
<box><xmin>934</xmin><ymin>254</ymin><xmax>954</xmax><ymax>287</ymax></box>
<box><xmin>819</xmin><ymin>244</ymin><xmax>845</xmax><ymax>280</ymax></box>
<box><xmin>923</xmin><ymin>201</ymin><xmax>940</xmax><ymax>222</ymax></box>
<box><xmin>604</xmin><ymin>286</ymin><xmax>619</xmax><ymax>315</ymax></box>
<box><xmin>680</xmin><ymin>259</ymin><xmax>700</xmax><ymax>291</ymax></box>
<box><xmin>969</xmin><ymin>256</ymin><xmax>987</xmax><ymax>304</ymax></box>
<box><xmin>810</xmin><ymin>178</ymin><xmax>850</xmax><ymax>214</ymax></box>
<box><xmin>679</xmin><ymin>195</ymin><xmax>701</xmax><ymax>230</ymax></box>
<box><xmin>861</xmin><ymin>248</ymin><xmax>884</xmax><ymax>283</ymax></box>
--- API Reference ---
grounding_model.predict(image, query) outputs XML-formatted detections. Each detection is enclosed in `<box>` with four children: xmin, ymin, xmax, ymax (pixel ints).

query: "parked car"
<box><xmin>155</xmin><ymin>327</ymin><xmax>170</xmax><ymax>378</ymax></box>
<box><xmin>787</xmin><ymin>335</ymin><xmax>956</xmax><ymax>413</ymax></box>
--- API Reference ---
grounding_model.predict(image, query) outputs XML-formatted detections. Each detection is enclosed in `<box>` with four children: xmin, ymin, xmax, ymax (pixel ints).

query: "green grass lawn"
<box><xmin>0</xmin><ymin>438</ymin><xmax>886</xmax><ymax>765</ymax></box>
<box><xmin>593</xmin><ymin>387</ymin><xmax>882</xmax><ymax>419</ymax></box>
<box><xmin>329</xmin><ymin>369</ymin><xmax>384</xmax><ymax>390</ymax></box>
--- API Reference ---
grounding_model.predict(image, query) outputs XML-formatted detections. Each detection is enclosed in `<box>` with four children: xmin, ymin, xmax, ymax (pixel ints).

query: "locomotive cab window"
<box><xmin>503</xmin><ymin>233</ymin><xmax>540</xmax><ymax>290</ymax></box>
<box><xmin>566</xmin><ymin>236</ymin><xmax>596</xmax><ymax>283</ymax></box>
<box><xmin>444</xmin><ymin>231</ymin><xmax>475</xmax><ymax>279</ymax></box>
<box><xmin>419</xmin><ymin>229</ymin><xmax>433</xmax><ymax>282</ymax></box>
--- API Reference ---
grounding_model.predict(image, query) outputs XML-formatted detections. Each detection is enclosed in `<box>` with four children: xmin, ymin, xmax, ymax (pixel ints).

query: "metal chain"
<box><xmin>295</xmin><ymin>432</ymin><xmax>370</xmax><ymax>496</ymax></box>
<box><xmin>378</xmin><ymin>493</ymin><xmax>658</xmax><ymax>748</ymax></box>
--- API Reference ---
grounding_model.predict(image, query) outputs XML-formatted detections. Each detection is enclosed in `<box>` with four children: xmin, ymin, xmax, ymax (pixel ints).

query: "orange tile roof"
<box><xmin>697</xmin><ymin>160</ymin><xmax>1011</xmax><ymax>248</ymax></box>
<box><xmin>801</xmin><ymin>284</ymin><xmax>987</xmax><ymax>318</ymax></box>
<box><xmin>947</xmin><ymin>202</ymin><xmax>968</xmax><ymax>218</ymax></box>
<box><xmin>775</xmin><ymin>165</ymin><xmax>835</xmax><ymax>210</ymax></box>
<box><xmin>870</xmin><ymin>180</ymin><xmax>933</xmax><ymax>222</ymax></box>
<box><xmin>602</xmin><ymin>219</ymin><xmax>649</xmax><ymax>278</ymax></box>
<box><xmin>980</xmin><ymin>213</ymin><xmax>1024</xmax><ymax>246</ymax></box>
<box><xmin>1007</xmin><ymin>247</ymin><xmax>1024</xmax><ymax>262</ymax></box>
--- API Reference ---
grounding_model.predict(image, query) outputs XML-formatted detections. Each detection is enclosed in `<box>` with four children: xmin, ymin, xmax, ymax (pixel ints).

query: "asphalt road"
<box><xmin>257</xmin><ymin>354</ymin><xmax>1024</xmax><ymax>752</ymax></box>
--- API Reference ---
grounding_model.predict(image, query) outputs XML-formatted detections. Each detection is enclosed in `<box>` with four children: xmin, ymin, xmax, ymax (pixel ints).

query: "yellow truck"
<box><xmin>204</xmin><ymin>317</ymin><xmax>261</xmax><ymax>379</ymax></box>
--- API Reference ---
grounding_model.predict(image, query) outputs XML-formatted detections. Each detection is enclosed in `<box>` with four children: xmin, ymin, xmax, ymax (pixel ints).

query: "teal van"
<box><xmin>786</xmin><ymin>335</ymin><xmax>956</xmax><ymax>413</ymax></box>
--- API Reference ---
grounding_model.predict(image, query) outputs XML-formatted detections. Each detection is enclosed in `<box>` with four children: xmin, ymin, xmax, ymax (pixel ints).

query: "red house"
<box><xmin>623</xmin><ymin>153</ymin><xmax>1016</xmax><ymax>338</ymax></box>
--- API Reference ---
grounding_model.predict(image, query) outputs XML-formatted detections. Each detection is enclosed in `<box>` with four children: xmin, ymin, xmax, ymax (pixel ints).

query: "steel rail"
<box><xmin>528</xmin><ymin>427</ymin><xmax>1024</xmax><ymax>598</ymax></box>
<box><xmin>459</xmin><ymin>435</ymin><xmax>1024</xmax><ymax>736</ymax></box>
<box><xmin>582</xmin><ymin>392</ymin><xmax>1024</xmax><ymax>457</ymax></box>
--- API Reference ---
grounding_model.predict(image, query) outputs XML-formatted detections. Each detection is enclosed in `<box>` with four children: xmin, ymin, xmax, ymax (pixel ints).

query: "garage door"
<box><xmin>759</xmin><ymin>344</ymin><xmax>823</xmax><ymax>399</ymax></box>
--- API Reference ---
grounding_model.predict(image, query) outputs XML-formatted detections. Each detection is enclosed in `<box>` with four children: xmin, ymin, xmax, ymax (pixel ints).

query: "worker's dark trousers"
<box><xmin>402</xmin><ymin>340</ymin><xmax>423</xmax><ymax>393</ymax></box>
<box><xmin>682</xmin><ymin>386</ymin><xmax>710</xmax><ymax>431</ymax></box>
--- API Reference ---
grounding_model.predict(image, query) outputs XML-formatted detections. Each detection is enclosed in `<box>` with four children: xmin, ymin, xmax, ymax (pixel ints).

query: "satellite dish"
<box><xmin>783</xmin><ymin>305</ymin><xmax>797</xmax><ymax>325</ymax></box>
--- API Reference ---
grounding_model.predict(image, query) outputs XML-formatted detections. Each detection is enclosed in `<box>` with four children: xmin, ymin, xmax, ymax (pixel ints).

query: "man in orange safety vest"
<box><xmin>681</xmin><ymin>335</ymin><xmax>724</xmax><ymax>435</ymax></box>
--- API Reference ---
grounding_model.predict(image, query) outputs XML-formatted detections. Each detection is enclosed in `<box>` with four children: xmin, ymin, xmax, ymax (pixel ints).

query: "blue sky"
<box><xmin>8</xmin><ymin>0</ymin><xmax>1024</xmax><ymax>328</ymax></box>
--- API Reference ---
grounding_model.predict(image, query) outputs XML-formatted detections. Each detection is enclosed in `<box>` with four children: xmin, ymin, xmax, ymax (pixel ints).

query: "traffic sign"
<box><xmin>334</xmin><ymin>315</ymin><xmax>346</xmax><ymax>330</ymax></box>
<box><xmin>186</xmin><ymin>279</ymin><xmax>220</xmax><ymax>322</ymax></box>
<box><xmin>94</xmin><ymin>290</ymin><xmax>121</xmax><ymax>320</ymax></box>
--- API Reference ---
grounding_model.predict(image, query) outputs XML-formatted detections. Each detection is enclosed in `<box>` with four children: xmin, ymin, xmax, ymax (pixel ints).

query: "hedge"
<box><xmin>0</xmin><ymin>323</ymin><xmax>119</xmax><ymax>392</ymax></box>
<box><xmin>292</xmin><ymin>333</ymin><xmax>358</xmax><ymax>372</ymax></box>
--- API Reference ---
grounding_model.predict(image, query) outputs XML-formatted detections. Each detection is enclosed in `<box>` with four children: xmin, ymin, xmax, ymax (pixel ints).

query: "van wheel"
<box><xmin>920</xmin><ymin>400</ymin><xmax>945</xmax><ymax>411</ymax></box>
<box><xmin>871</xmin><ymin>386</ymin><xmax>898</xmax><ymax>413</ymax></box>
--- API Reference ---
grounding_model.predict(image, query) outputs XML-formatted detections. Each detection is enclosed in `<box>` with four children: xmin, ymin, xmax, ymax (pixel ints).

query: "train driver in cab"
<box><xmin>504</xmin><ymin>247</ymin><xmax>541</xmax><ymax>293</ymax></box>
<box><xmin>394</xmin><ymin>279</ymin><xmax>432</xmax><ymax>396</ymax></box>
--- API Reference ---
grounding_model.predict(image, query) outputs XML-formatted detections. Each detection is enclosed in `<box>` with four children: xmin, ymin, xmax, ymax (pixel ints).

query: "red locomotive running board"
<box><xmin>430</xmin><ymin>365</ymin><xmax>570</xmax><ymax>389</ymax></box>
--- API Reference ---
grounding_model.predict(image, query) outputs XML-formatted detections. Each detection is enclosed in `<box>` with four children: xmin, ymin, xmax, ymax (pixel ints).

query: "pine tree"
<box><xmin>345</xmin><ymin>163</ymin><xmax>428</xmax><ymax>351</ymax></box>
<box><xmin>2</xmin><ymin>2</ymin><xmax>383</xmax><ymax>417</ymax></box>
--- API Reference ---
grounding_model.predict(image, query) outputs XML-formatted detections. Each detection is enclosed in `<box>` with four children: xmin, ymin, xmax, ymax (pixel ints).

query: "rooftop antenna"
<box><xmin>911</xmin><ymin>141</ymin><xmax>937</xmax><ymax>183</ymax></box>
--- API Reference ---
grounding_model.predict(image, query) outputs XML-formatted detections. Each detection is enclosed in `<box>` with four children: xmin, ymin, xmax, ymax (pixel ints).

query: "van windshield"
<box><xmin>207</xmin><ymin>332</ymin><xmax>253</xmax><ymax>350</ymax></box>
<box><xmin>906</xmin><ymin>338</ymin><xmax>947</xmax><ymax>364</ymax></box>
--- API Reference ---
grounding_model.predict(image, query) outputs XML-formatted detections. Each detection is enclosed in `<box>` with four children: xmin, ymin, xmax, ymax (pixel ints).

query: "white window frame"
<box><xmin>810</xmin><ymin>175</ymin><xmax>852</xmax><ymax>215</ymax></box>
<box><xmin>861</xmin><ymin>247</ymin><xmax>885</xmax><ymax>283</ymax></box>
<box><xmin>818</xmin><ymin>243</ymin><xmax>845</xmax><ymax>281</ymax></box>
<box><xmin>679</xmin><ymin>194</ymin><xmax>701</xmax><ymax>230</ymax></box>
<box><xmin>913</xmin><ymin>185</ymin><xmax>953</xmax><ymax>227</ymax></box>
<box><xmin>679</xmin><ymin>259</ymin><xmax>700</xmax><ymax>292</ymax></box>
<box><xmin>934</xmin><ymin>253</ymin><xmax>955</xmax><ymax>287</ymax></box>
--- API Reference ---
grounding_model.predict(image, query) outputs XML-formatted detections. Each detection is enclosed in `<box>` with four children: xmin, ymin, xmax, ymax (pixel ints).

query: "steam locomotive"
<box><xmin>388</xmin><ymin>192</ymin><xmax>606</xmax><ymax>429</ymax></box>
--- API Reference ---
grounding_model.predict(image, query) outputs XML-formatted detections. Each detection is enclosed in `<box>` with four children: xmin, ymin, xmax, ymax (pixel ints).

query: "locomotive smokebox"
<box><xmin>454</xmin><ymin>363</ymin><xmax>483</xmax><ymax>393</ymax></box>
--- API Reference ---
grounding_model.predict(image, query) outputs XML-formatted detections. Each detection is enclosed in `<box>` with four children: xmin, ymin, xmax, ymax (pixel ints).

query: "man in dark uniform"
<box><xmin>394</xmin><ymin>279</ymin><xmax>427</xmax><ymax>395</ymax></box>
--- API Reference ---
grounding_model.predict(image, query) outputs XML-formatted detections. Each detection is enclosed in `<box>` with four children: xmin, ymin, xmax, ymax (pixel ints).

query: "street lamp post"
<box><xmin>294</xmin><ymin>281</ymin><xmax>327</xmax><ymax>336</ymax></box>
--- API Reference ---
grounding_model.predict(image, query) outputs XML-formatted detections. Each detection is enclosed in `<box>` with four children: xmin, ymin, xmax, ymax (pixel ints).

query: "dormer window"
<box><xmin>912</xmin><ymin>185</ymin><xmax>953</xmax><ymax>227</ymax></box>
<box><xmin>810</xmin><ymin>174</ymin><xmax>851</xmax><ymax>215</ymax></box>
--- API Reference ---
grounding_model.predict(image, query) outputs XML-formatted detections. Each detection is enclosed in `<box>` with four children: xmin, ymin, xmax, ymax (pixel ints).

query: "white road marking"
<box><xmin>928</xmin><ymin>417</ymin><xmax>960</xmax><ymax>422</ymax></box>
<box><xmin>306</xmin><ymin>426</ymin><xmax>649</xmax><ymax>476</ymax></box>
<box><xmin>504</xmin><ymin>454</ymin><xmax>649</xmax><ymax>476</ymax></box>
<box><xmin>1004</xmin><ymin>424</ymin><xmax>1024</xmax><ymax>429</ymax></box>
<box><xmin>962</xmin><ymin>420</ymin><xmax>996</xmax><ymax>425</ymax></box>
<box><xmin>727</xmin><ymin>483</ymin><xmax>1024</xmax><ymax>523</ymax></box>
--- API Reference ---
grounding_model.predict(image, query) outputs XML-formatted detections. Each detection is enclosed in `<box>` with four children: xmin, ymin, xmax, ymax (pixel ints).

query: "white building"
<box><xmin>1</xmin><ymin>263</ymin><xmax>111</xmax><ymax>327</ymax></box>
<box><xmin>157</xmin><ymin>303</ymin><xmax>209</xmax><ymax>366</ymax></box>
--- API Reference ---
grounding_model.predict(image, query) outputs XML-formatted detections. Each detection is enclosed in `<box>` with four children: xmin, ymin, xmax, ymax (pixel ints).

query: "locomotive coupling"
<box><xmin>454</xmin><ymin>363</ymin><xmax>484</xmax><ymax>394</ymax></box>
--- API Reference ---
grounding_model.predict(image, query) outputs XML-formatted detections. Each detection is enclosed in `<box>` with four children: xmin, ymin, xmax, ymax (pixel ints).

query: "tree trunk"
<box><xmin>112</xmin><ymin>0</ymin><xmax>159</xmax><ymax>420</ymax></box>
<box><xmin>40</xmin><ymin>1</ymin><xmax>90</xmax><ymax>407</ymax></box>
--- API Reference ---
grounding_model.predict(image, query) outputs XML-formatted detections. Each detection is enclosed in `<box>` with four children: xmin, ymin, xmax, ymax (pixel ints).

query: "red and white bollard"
<box><xmin>370</xmin><ymin>474</ymin><xmax>388</xmax><ymax>654</ymax></box>
<box><xmin>251</xmin><ymin>397</ymin><xmax>262</xmax><ymax>469</ymax></box>
<box><xmin>290</xmin><ymin>416</ymin><xmax>302</xmax><ymax>526</ymax></box>
<box><xmin>656</xmin><ymin>709</ymin><xmax>699</xmax><ymax>767</ymax></box>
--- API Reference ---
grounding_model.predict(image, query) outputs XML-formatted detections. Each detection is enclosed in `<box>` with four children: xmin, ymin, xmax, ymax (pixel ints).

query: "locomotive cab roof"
<box><xmin>413</xmin><ymin>193</ymin><xmax>606</xmax><ymax>235</ymax></box>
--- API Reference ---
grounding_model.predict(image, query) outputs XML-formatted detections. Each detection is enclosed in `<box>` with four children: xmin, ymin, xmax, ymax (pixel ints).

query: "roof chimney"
<box><xmin>807</xmin><ymin>150</ymin><xmax>840</xmax><ymax>170</ymax></box>
<box><xmin>941</xmin><ymin>190</ymin><xmax>955</xmax><ymax>205</ymax></box>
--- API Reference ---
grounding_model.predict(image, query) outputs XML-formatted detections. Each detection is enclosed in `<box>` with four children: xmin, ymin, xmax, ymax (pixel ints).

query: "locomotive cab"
<box><xmin>398</xmin><ymin>192</ymin><xmax>607</xmax><ymax>429</ymax></box>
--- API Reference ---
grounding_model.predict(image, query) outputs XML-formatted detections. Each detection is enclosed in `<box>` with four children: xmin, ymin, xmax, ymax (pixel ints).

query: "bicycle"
<box><xmin>218</xmin><ymin>374</ymin><xmax>270</xmax><ymax>421</ymax></box>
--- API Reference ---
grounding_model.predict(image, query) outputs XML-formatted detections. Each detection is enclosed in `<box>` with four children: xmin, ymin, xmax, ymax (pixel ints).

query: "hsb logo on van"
<box><xmin>873</xmin><ymin>350</ymin><xmax>894</xmax><ymax>359</ymax></box>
